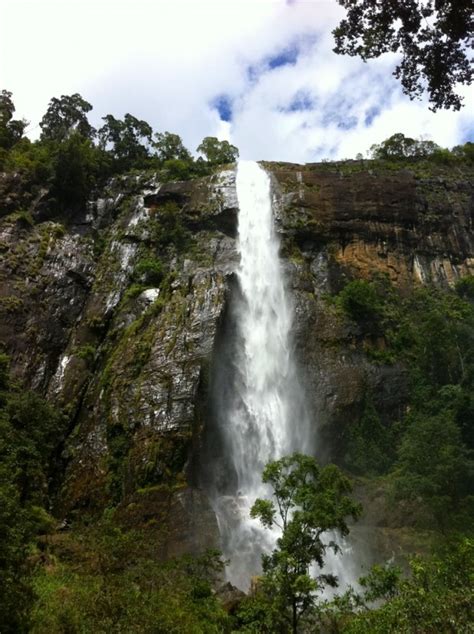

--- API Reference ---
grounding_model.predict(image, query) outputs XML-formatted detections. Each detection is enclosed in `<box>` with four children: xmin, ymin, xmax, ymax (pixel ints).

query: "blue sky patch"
<box><xmin>337</xmin><ymin>116</ymin><xmax>358</xmax><ymax>130</ymax></box>
<box><xmin>267</xmin><ymin>43</ymin><xmax>299</xmax><ymax>70</ymax></box>
<box><xmin>460</xmin><ymin>124</ymin><xmax>474</xmax><ymax>143</ymax></box>
<box><xmin>364</xmin><ymin>106</ymin><xmax>380</xmax><ymax>126</ymax></box>
<box><xmin>211</xmin><ymin>94</ymin><xmax>233</xmax><ymax>122</ymax></box>
<box><xmin>282</xmin><ymin>91</ymin><xmax>315</xmax><ymax>113</ymax></box>
<box><xmin>322</xmin><ymin>104</ymin><xmax>358</xmax><ymax>131</ymax></box>
<box><xmin>246</xmin><ymin>34</ymin><xmax>318</xmax><ymax>83</ymax></box>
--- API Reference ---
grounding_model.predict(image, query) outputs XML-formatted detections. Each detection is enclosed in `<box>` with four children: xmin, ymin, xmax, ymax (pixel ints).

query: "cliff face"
<box><xmin>0</xmin><ymin>160</ymin><xmax>472</xmax><ymax>556</ymax></box>
<box><xmin>269</xmin><ymin>162</ymin><xmax>473</xmax><ymax>461</ymax></box>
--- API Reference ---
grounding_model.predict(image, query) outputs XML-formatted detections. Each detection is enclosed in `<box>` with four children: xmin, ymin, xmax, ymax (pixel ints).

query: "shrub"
<box><xmin>134</xmin><ymin>257</ymin><xmax>164</xmax><ymax>286</ymax></box>
<box><xmin>338</xmin><ymin>279</ymin><xmax>382</xmax><ymax>323</ymax></box>
<box><xmin>455</xmin><ymin>275</ymin><xmax>474</xmax><ymax>301</ymax></box>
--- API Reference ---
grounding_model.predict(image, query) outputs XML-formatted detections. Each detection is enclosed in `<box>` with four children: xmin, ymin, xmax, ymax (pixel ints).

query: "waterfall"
<box><xmin>203</xmin><ymin>160</ymin><xmax>355</xmax><ymax>591</ymax></box>
<box><xmin>205</xmin><ymin>160</ymin><xmax>309</xmax><ymax>589</ymax></box>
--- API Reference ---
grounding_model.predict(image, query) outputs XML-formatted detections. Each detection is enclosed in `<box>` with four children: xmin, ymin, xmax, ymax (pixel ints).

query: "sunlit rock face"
<box><xmin>0</xmin><ymin>159</ymin><xmax>472</xmax><ymax>559</ymax></box>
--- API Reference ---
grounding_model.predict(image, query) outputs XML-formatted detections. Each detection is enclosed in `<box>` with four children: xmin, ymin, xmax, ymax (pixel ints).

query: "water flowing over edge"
<box><xmin>207</xmin><ymin>160</ymin><xmax>357</xmax><ymax>592</ymax></box>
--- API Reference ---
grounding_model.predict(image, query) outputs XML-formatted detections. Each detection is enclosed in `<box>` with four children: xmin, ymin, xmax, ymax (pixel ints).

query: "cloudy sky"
<box><xmin>1</xmin><ymin>0</ymin><xmax>472</xmax><ymax>162</ymax></box>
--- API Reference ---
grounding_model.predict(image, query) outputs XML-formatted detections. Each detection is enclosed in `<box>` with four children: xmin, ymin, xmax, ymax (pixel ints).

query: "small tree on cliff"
<box><xmin>245</xmin><ymin>454</ymin><xmax>361</xmax><ymax>633</ymax></box>
<box><xmin>196</xmin><ymin>136</ymin><xmax>239</xmax><ymax>165</ymax></box>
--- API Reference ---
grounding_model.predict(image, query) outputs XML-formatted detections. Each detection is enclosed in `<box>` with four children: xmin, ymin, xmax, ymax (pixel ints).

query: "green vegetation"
<box><xmin>337</xmin><ymin>279</ymin><xmax>382</xmax><ymax>325</ymax></box>
<box><xmin>333</xmin><ymin>1</ymin><xmax>471</xmax><ymax>111</ymax></box>
<box><xmin>238</xmin><ymin>454</ymin><xmax>361</xmax><ymax>633</ymax></box>
<box><xmin>336</xmin><ymin>276</ymin><xmax>474</xmax><ymax>529</ymax></box>
<box><xmin>0</xmin><ymin>90</ymin><xmax>27</xmax><ymax>152</ymax></box>
<box><xmin>196</xmin><ymin>136</ymin><xmax>239</xmax><ymax>165</ymax></box>
<box><xmin>0</xmin><ymin>90</ymin><xmax>240</xmax><ymax>219</ymax></box>
<box><xmin>1</xmin><ymin>102</ymin><xmax>473</xmax><ymax>631</ymax></box>
<box><xmin>369</xmin><ymin>132</ymin><xmax>474</xmax><ymax>164</ymax></box>
<box><xmin>30</xmin><ymin>515</ymin><xmax>229</xmax><ymax>633</ymax></box>
<box><xmin>336</xmin><ymin>537</ymin><xmax>474</xmax><ymax>633</ymax></box>
<box><xmin>0</xmin><ymin>353</ymin><xmax>65</xmax><ymax>631</ymax></box>
<box><xmin>75</xmin><ymin>343</ymin><xmax>96</xmax><ymax>366</ymax></box>
<box><xmin>134</xmin><ymin>256</ymin><xmax>164</xmax><ymax>286</ymax></box>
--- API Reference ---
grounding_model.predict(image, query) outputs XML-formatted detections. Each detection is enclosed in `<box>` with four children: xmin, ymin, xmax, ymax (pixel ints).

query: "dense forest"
<box><xmin>0</xmin><ymin>90</ymin><xmax>473</xmax><ymax>632</ymax></box>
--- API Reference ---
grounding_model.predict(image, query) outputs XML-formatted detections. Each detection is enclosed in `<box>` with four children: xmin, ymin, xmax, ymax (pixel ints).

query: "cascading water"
<box><xmin>203</xmin><ymin>160</ymin><xmax>356</xmax><ymax>591</ymax></box>
<box><xmin>208</xmin><ymin>160</ymin><xmax>310</xmax><ymax>589</ymax></box>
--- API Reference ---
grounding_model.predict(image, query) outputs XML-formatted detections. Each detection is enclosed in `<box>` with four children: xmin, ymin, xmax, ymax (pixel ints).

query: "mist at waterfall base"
<box><xmin>200</xmin><ymin>161</ymin><xmax>358</xmax><ymax>593</ymax></box>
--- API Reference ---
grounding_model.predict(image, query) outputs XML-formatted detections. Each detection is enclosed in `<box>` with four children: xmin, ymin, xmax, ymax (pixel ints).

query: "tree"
<box><xmin>98</xmin><ymin>113</ymin><xmax>152</xmax><ymax>170</ymax></box>
<box><xmin>0</xmin><ymin>90</ymin><xmax>27</xmax><ymax>151</ymax></box>
<box><xmin>153</xmin><ymin>131</ymin><xmax>192</xmax><ymax>162</ymax></box>
<box><xmin>393</xmin><ymin>404</ymin><xmax>474</xmax><ymax>530</ymax></box>
<box><xmin>339</xmin><ymin>538</ymin><xmax>474</xmax><ymax>633</ymax></box>
<box><xmin>249</xmin><ymin>454</ymin><xmax>361</xmax><ymax>633</ymax></box>
<box><xmin>49</xmin><ymin>133</ymin><xmax>110</xmax><ymax>211</ymax></box>
<box><xmin>333</xmin><ymin>0</ymin><xmax>473</xmax><ymax>110</ymax></box>
<box><xmin>40</xmin><ymin>93</ymin><xmax>96</xmax><ymax>142</ymax></box>
<box><xmin>369</xmin><ymin>132</ymin><xmax>441</xmax><ymax>159</ymax></box>
<box><xmin>196</xmin><ymin>136</ymin><xmax>239</xmax><ymax>165</ymax></box>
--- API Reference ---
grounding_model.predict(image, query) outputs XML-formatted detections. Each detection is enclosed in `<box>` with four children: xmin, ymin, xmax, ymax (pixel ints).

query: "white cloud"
<box><xmin>0</xmin><ymin>0</ymin><xmax>471</xmax><ymax>161</ymax></box>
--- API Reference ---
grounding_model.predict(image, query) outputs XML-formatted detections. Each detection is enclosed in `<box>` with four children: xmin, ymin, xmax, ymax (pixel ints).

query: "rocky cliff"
<box><xmin>1</xmin><ymin>159</ymin><xmax>473</xmax><ymax>558</ymax></box>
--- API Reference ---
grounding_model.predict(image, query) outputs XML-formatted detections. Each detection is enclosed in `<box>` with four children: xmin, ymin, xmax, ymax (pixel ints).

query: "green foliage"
<box><xmin>0</xmin><ymin>356</ymin><xmax>64</xmax><ymax>631</ymax></box>
<box><xmin>343</xmin><ymin>394</ymin><xmax>396</xmax><ymax>475</ymax></box>
<box><xmin>196</xmin><ymin>136</ymin><xmax>239</xmax><ymax>165</ymax></box>
<box><xmin>366</xmin><ymin>134</ymin><xmax>474</xmax><ymax>167</ymax></box>
<box><xmin>122</xmin><ymin>283</ymin><xmax>148</xmax><ymax>302</ymax></box>
<box><xmin>0</xmin><ymin>92</ymin><xmax>240</xmax><ymax>220</ymax></box>
<box><xmin>5</xmin><ymin>137</ymin><xmax>54</xmax><ymax>185</ymax></box>
<box><xmin>338</xmin><ymin>279</ymin><xmax>383</xmax><ymax>324</ymax></box>
<box><xmin>75</xmin><ymin>344</ymin><xmax>96</xmax><ymax>366</ymax></box>
<box><xmin>393</xmin><ymin>403</ymin><xmax>474</xmax><ymax>530</ymax></box>
<box><xmin>98</xmin><ymin>113</ymin><xmax>152</xmax><ymax>171</ymax></box>
<box><xmin>333</xmin><ymin>1</ymin><xmax>472</xmax><ymax>111</ymax></box>
<box><xmin>369</xmin><ymin>133</ymin><xmax>441</xmax><ymax>160</ymax></box>
<box><xmin>153</xmin><ymin>131</ymin><xmax>192</xmax><ymax>162</ymax></box>
<box><xmin>40</xmin><ymin>93</ymin><xmax>95</xmax><ymax>142</ymax></box>
<box><xmin>151</xmin><ymin>201</ymin><xmax>192</xmax><ymax>252</ymax></box>
<box><xmin>455</xmin><ymin>274</ymin><xmax>474</xmax><ymax>300</ymax></box>
<box><xmin>0</xmin><ymin>89</ymin><xmax>27</xmax><ymax>153</ymax></box>
<box><xmin>13</xmin><ymin>209</ymin><xmax>35</xmax><ymax>227</ymax></box>
<box><xmin>161</xmin><ymin>158</ymin><xmax>196</xmax><ymax>180</ymax></box>
<box><xmin>452</xmin><ymin>141</ymin><xmax>474</xmax><ymax>163</ymax></box>
<box><xmin>246</xmin><ymin>454</ymin><xmax>361</xmax><ymax>633</ymax></box>
<box><xmin>5</xmin><ymin>390</ymin><xmax>65</xmax><ymax>506</ymax></box>
<box><xmin>340</xmin><ymin>537</ymin><xmax>474</xmax><ymax>633</ymax></box>
<box><xmin>31</xmin><ymin>517</ymin><xmax>229</xmax><ymax>633</ymax></box>
<box><xmin>49</xmin><ymin>132</ymin><xmax>111</xmax><ymax>211</ymax></box>
<box><xmin>134</xmin><ymin>256</ymin><xmax>164</xmax><ymax>286</ymax></box>
<box><xmin>336</xmin><ymin>277</ymin><xmax>474</xmax><ymax>527</ymax></box>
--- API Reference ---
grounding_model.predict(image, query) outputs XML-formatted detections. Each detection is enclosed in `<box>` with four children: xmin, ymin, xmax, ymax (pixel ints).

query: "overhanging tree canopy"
<box><xmin>333</xmin><ymin>0</ymin><xmax>473</xmax><ymax>111</ymax></box>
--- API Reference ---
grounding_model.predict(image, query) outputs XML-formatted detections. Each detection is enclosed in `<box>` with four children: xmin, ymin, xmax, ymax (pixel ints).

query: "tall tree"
<box><xmin>333</xmin><ymin>0</ymin><xmax>473</xmax><ymax>110</ymax></box>
<box><xmin>153</xmin><ymin>131</ymin><xmax>192</xmax><ymax>162</ymax></box>
<box><xmin>40</xmin><ymin>93</ymin><xmax>96</xmax><ymax>142</ymax></box>
<box><xmin>249</xmin><ymin>454</ymin><xmax>361</xmax><ymax>633</ymax></box>
<box><xmin>196</xmin><ymin>136</ymin><xmax>239</xmax><ymax>165</ymax></box>
<box><xmin>369</xmin><ymin>132</ymin><xmax>441</xmax><ymax>159</ymax></box>
<box><xmin>0</xmin><ymin>90</ymin><xmax>27</xmax><ymax>150</ymax></box>
<box><xmin>99</xmin><ymin>113</ymin><xmax>152</xmax><ymax>170</ymax></box>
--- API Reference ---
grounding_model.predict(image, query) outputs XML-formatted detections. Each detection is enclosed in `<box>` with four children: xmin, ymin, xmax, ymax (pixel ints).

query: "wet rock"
<box><xmin>217</xmin><ymin>582</ymin><xmax>246</xmax><ymax>614</ymax></box>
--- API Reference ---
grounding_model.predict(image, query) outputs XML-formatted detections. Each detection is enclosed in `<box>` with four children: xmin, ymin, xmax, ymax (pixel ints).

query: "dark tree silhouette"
<box><xmin>333</xmin><ymin>0</ymin><xmax>472</xmax><ymax>111</ymax></box>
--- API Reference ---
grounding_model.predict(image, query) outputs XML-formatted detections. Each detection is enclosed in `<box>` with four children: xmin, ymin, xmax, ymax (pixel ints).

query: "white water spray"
<box><xmin>211</xmin><ymin>161</ymin><xmax>308</xmax><ymax>589</ymax></box>
<box><xmin>209</xmin><ymin>161</ymin><xmax>356</xmax><ymax>591</ymax></box>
